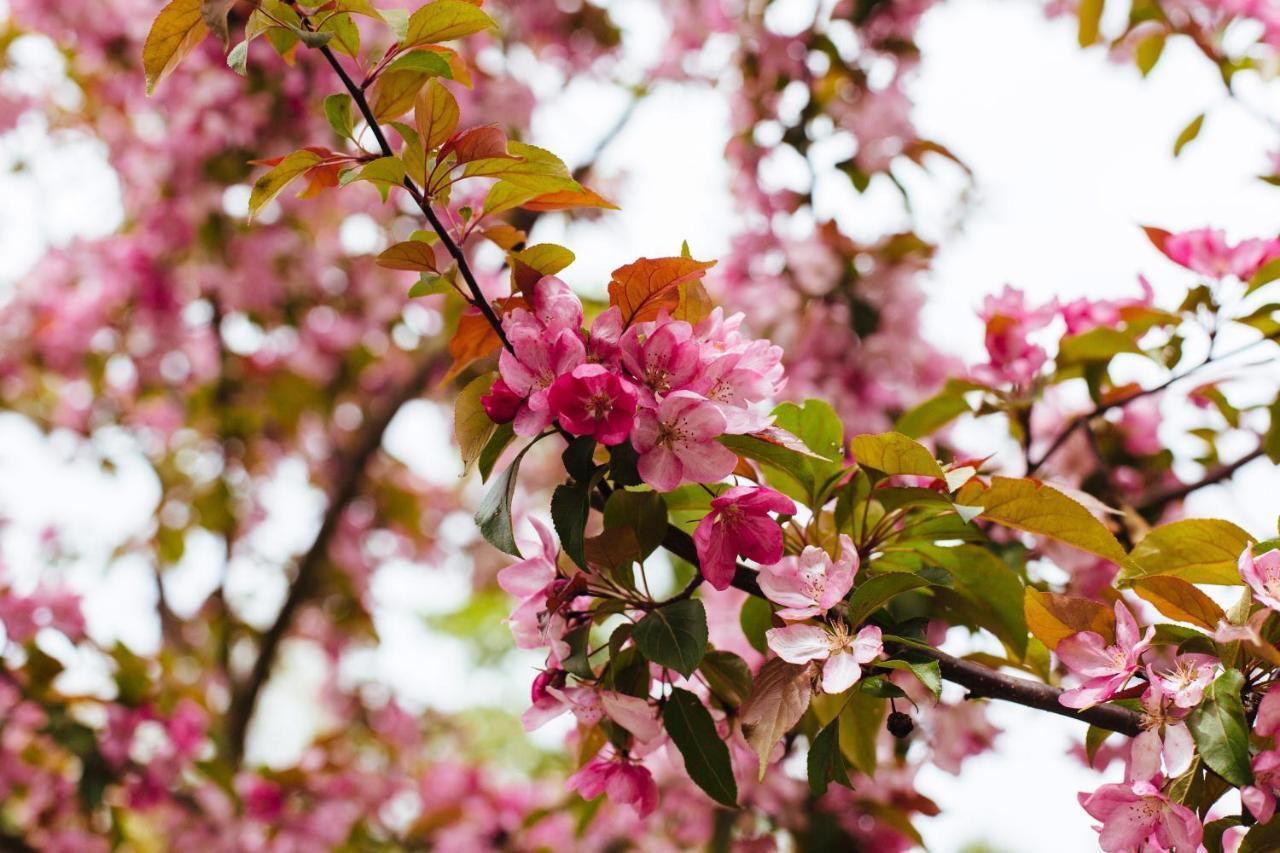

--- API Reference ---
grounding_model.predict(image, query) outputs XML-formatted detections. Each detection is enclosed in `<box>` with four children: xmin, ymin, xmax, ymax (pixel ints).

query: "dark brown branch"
<box><xmin>1137</xmin><ymin>445</ymin><xmax>1267</xmax><ymax>512</ymax></box>
<box><xmin>225</xmin><ymin>354</ymin><xmax>438</xmax><ymax>764</ymax></box>
<box><xmin>663</xmin><ymin>526</ymin><xmax>1143</xmax><ymax>735</ymax></box>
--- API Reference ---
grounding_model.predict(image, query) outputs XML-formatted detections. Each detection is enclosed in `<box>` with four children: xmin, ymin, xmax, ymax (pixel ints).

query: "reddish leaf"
<box><xmin>1142</xmin><ymin>225</ymin><xmax>1175</xmax><ymax>260</ymax></box>
<box><xmin>442</xmin><ymin>297</ymin><xmax>527</xmax><ymax>384</ymax></box>
<box><xmin>439</xmin><ymin>125</ymin><xmax>511</xmax><ymax>166</ymax></box>
<box><xmin>608</xmin><ymin>256</ymin><xmax>717</xmax><ymax>328</ymax></box>
<box><xmin>520</xmin><ymin>185</ymin><xmax>620</xmax><ymax>212</ymax></box>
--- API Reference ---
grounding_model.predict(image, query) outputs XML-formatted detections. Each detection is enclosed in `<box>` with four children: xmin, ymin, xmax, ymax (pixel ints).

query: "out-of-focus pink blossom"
<box><xmin>974</xmin><ymin>286</ymin><xmax>1057</xmax><ymax>387</ymax></box>
<box><xmin>567</xmin><ymin>756</ymin><xmax>659</xmax><ymax>819</ymax></box>
<box><xmin>1163</xmin><ymin>227</ymin><xmax>1280</xmax><ymax>280</ymax></box>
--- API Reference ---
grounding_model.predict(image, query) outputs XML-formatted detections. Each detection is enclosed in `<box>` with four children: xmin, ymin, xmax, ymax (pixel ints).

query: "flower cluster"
<box><xmin>483</xmin><ymin>276</ymin><xmax>786</xmax><ymax>491</ymax></box>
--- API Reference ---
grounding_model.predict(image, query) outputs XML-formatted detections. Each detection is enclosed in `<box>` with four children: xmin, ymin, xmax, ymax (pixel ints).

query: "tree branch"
<box><xmin>662</xmin><ymin>525</ymin><xmax>1143</xmax><ymax>736</ymax></box>
<box><xmin>225</xmin><ymin>353</ymin><xmax>439</xmax><ymax>765</ymax></box>
<box><xmin>1137</xmin><ymin>445</ymin><xmax>1267</xmax><ymax>513</ymax></box>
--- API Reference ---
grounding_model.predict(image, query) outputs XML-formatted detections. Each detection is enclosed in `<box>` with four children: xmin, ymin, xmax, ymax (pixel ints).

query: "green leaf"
<box><xmin>318</xmin><ymin>12</ymin><xmax>360</xmax><ymax>57</ymax></box>
<box><xmin>954</xmin><ymin>476</ymin><xmax>1130</xmax><ymax>566</ymax></box>
<box><xmin>1174</xmin><ymin>113</ymin><xmax>1205</xmax><ymax>157</ymax></box>
<box><xmin>227</xmin><ymin>39</ymin><xmax>249</xmax><ymax>75</ymax></box>
<box><xmin>324</xmin><ymin>94</ymin><xmax>354</xmax><ymax>141</ymax></box>
<box><xmin>144</xmin><ymin>0</ymin><xmax>209</xmax><ymax>94</ymax></box>
<box><xmin>1057</xmin><ymin>327</ymin><xmax>1144</xmax><ymax>365</ymax></box>
<box><xmin>662</xmin><ymin>688</ymin><xmax>738</xmax><ymax>807</ymax></box>
<box><xmin>1084</xmin><ymin>725</ymin><xmax>1113</xmax><ymax>768</ymax></box>
<box><xmin>1247</xmin><ymin>258</ymin><xmax>1280</xmax><ymax>296</ymax></box>
<box><xmin>740</xmin><ymin>595</ymin><xmax>772</xmax><ymax>655</ymax></box>
<box><xmin>699</xmin><ymin>650</ymin><xmax>753</xmax><ymax>706</ymax></box>
<box><xmin>385</xmin><ymin>49</ymin><xmax>454</xmax><ymax>78</ymax></box>
<box><xmin>876</xmin><ymin>659</ymin><xmax>941</xmax><ymax>698</ymax></box>
<box><xmin>850</xmin><ymin>432</ymin><xmax>945</xmax><ymax>479</ymax></box>
<box><xmin>721</xmin><ymin>399</ymin><xmax>845</xmax><ymax>505</ymax></box>
<box><xmin>845</xmin><ymin>574</ymin><xmax>931</xmax><ymax>627</ymax></box>
<box><xmin>1187</xmin><ymin>668</ymin><xmax>1253</xmax><ymax>787</ymax></box>
<box><xmin>454</xmin><ymin>374</ymin><xmax>497</xmax><ymax>477</ymax></box>
<box><xmin>1121</xmin><ymin>518</ymin><xmax>1254</xmax><ymax>585</ymax></box>
<box><xmin>917</xmin><ymin>544</ymin><xmax>1027</xmax><ymax>658</ymax></box>
<box><xmin>633</xmin><ymin>599</ymin><xmax>708</xmax><ymax>677</ymax></box>
<box><xmin>405</xmin><ymin>0</ymin><xmax>498</xmax><ymax>47</ymax></box>
<box><xmin>602</xmin><ymin>490</ymin><xmax>668</xmax><ymax>558</ymax></box>
<box><xmin>248</xmin><ymin>150</ymin><xmax>323</xmax><ymax>219</ymax></box>
<box><xmin>552</xmin><ymin>482</ymin><xmax>591</xmax><ymax>570</ymax></box>
<box><xmin>477</xmin><ymin>423</ymin><xmax>515</xmax><ymax>483</ymax></box>
<box><xmin>807</xmin><ymin>718</ymin><xmax>851</xmax><ymax>796</ymax></box>
<box><xmin>475</xmin><ymin>437</ymin><xmax>542</xmax><ymax>556</ymax></box>
<box><xmin>839</xmin><ymin>691</ymin><xmax>885</xmax><ymax>775</ymax></box>
<box><xmin>893</xmin><ymin>390</ymin><xmax>971</xmax><ymax>439</ymax></box>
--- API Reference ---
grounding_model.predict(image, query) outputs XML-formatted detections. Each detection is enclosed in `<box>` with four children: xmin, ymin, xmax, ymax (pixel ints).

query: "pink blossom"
<box><xmin>766</xmin><ymin>623</ymin><xmax>883</xmax><ymax>694</ymax></box>
<box><xmin>974</xmin><ymin>286</ymin><xmax>1057</xmax><ymax>387</ymax></box>
<box><xmin>630</xmin><ymin>391</ymin><xmax>738</xmax><ymax>491</ymax></box>
<box><xmin>1255</xmin><ymin>682</ymin><xmax>1280</xmax><ymax>738</ymax></box>
<box><xmin>566</xmin><ymin>756</ymin><xmax>658</xmax><ymax>818</ymax></box>
<box><xmin>1153</xmin><ymin>655</ymin><xmax>1218</xmax><ymax>709</ymax></box>
<box><xmin>1060</xmin><ymin>277</ymin><xmax>1154</xmax><ymax>336</ymax></box>
<box><xmin>166</xmin><ymin>699</ymin><xmax>208</xmax><ymax>759</ymax></box>
<box><xmin>692</xmin><ymin>485</ymin><xmax>796</xmax><ymax>590</ymax></box>
<box><xmin>1239</xmin><ymin>544</ymin><xmax>1280</xmax><ymax>611</ymax></box>
<box><xmin>1079</xmin><ymin>779</ymin><xmax>1203</xmax><ymax>852</ymax></box>
<box><xmin>620</xmin><ymin>319</ymin><xmax>701</xmax><ymax>403</ymax></box>
<box><xmin>1242</xmin><ymin>751</ymin><xmax>1280</xmax><ymax>824</ymax></box>
<box><xmin>1057</xmin><ymin>601</ymin><xmax>1154</xmax><ymax>709</ymax></box>
<box><xmin>497</xmin><ymin>325</ymin><xmax>586</xmax><ymax>436</ymax></box>
<box><xmin>480</xmin><ymin>377</ymin><xmax>522</xmax><ymax>424</ymax></box>
<box><xmin>496</xmin><ymin>519</ymin><xmax>558</xmax><ymax>599</ymax></box>
<box><xmin>1130</xmin><ymin>670</ymin><xmax>1194</xmax><ymax>783</ymax></box>
<box><xmin>757</xmin><ymin>534</ymin><xmax>858</xmax><ymax>620</ymax></box>
<box><xmin>1117</xmin><ymin>397</ymin><xmax>1163</xmax><ymax>457</ymax></box>
<box><xmin>1163</xmin><ymin>227</ymin><xmax>1280</xmax><ymax>280</ymax></box>
<box><xmin>547</xmin><ymin>364</ymin><xmax>639</xmax><ymax>445</ymax></box>
<box><xmin>521</xmin><ymin>685</ymin><xmax>661</xmax><ymax>743</ymax></box>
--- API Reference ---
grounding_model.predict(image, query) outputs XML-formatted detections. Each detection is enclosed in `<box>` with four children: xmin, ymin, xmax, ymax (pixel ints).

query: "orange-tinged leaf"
<box><xmin>520</xmin><ymin>185</ymin><xmax>620</xmax><ymax>212</ymax></box>
<box><xmin>1131</xmin><ymin>576</ymin><xmax>1225</xmax><ymax>631</ymax></box>
<box><xmin>144</xmin><ymin>0</ymin><xmax>210</xmax><ymax>94</ymax></box>
<box><xmin>298</xmin><ymin>162</ymin><xmax>345</xmax><ymax>198</ymax></box>
<box><xmin>376</xmin><ymin>241</ymin><xmax>439</xmax><ymax>272</ymax></box>
<box><xmin>510</xmin><ymin>243</ymin><xmax>574</xmax><ymax>298</ymax></box>
<box><xmin>608</xmin><ymin>256</ymin><xmax>717</xmax><ymax>328</ymax></box>
<box><xmin>414</xmin><ymin>78</ymin><xmax>460</xmax><ymax>153</ymax></box>
<box><xmin>1024</xmin><ymin>588</ymin><xmax>1115</xmax><ymax>650</ymax></box>
<box><xmin>442</xmin><ymin>297</ymin><xmax>526</xmax><ymax>384</ymax></box>
<box><xmin>248</xmin><ymin>149</ymin><xmax>325</xmax><ymax>218</ymax></box>
<box><xmin>481</xmin><ymin>224</ymin><xmax>526</xmax><ymax>251</ymax></box>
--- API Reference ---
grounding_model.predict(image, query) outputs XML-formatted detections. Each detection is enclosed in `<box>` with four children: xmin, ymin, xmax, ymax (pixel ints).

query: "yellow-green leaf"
<box><xmin>1174</xmin><ymin>113</ymin><xmax>1205</xmax><ymax>157</ymax></box>
<box><xmin>1122</xmin><ymin>518</ymin><xmax>1254</xmax><ymax>585</ymax></box>
<box><xmin>415</xmin><ymin>77</ymin><xmax>460</xmax><ymax>152</ymax></box>
<box><xmin>955</xmin><ymin>476</ymin><xmax>1129</xmax><ymax>566</ymax></box>
<box><xmin>1077</xmin><ymin>0</ymin><xmax>1104</xmax><ymax>46</ymax></box>
<box><xmin>248</xmin><ymin>150</ymin><xmax>324</xmax><ymax>218</ymax></box>
<box><xmin>850</xmin><ymin>432</ymin><xmax>945</xmax><ymax>479</ymax></box>
<box><xmin>369</xmin><ymin>69</ymin><xmax>431</xmax><ymax>122</ymax></box>
<box><xmin>405</xmin><ymin>0</ymin><xmax>497</xmax><ymax>47</ymax></box>
<box><xmin>455</xmin><ymin>374</ymin><xmax>498</xmax><ymax>476</ymax></box>
<box><xmin>144</xmin><ymin>0</ymin><xmax>210</xmax><ymax>94</ymax></box>
<box><xmin>377</xmin><ymin>241</ymin><xmax>438</xmax><ymax>272</ymax></box>
<box><xmin>1024</xmin><ymin>587</ymin><xmax>1115</xmax><ymax>650</ymax></box>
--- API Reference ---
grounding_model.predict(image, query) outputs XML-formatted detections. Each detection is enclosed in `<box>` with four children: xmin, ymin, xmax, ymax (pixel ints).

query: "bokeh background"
<box><xmin>2</xmin><ymin>0</ymin><xmax>1279</xmax><ymax>849</ymax></box>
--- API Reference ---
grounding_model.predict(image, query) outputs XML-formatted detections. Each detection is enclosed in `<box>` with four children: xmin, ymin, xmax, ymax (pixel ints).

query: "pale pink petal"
<box><xmin>766</xmin><ymin>625</ymin><xmax>831</xmax><ymax>663</ymax></box>
<box><xmin>1244</xmin><ymin>786</ymin><xmax>1276</xmax><ymax>825</ymax></box>
<box><xmin>674</xmin><ymin>440</ymin><xmax>737</xmax><ymax>484</ymax></box>
<box><xmin>1128</xmin><ymin>729</ymin><xmax>1162</xmax><ymax>784</ymax></box>
<box><xmin>497</xmin><ymin>556</ymin><xmax>555</xmax><ymax>599</ymax></box>
<box><xmin>1256</xmin><ymin>683</ymin><xmax>1280</xmax><ymax>737</ymax></box>
<box><xmin>851</xmin><ymin>625</ymin><xmax>883</xmax><ymax>664</ymax></box>
<box><xmin>1057</xmin><ymin>632</ymin><xmax>1119</xmax><ymax>677</ymax></box>
<box><xmin>637</xmin><ymin>445</ymin><xmax>682</xmax><ymax>492</ymax></box>
<box><xmin>1162</xmin><ymin>722</ymin><xmax>1194</xmax><ymax>777</ymax></box>
<box><xmin>601</xmin><ymin>692</ymin><xmax>662</xmax><ymax>743</ymax></box>
<box><xmin>821</xmin><ymin>651</ymin><xmax>862</xmax><ymax>694</ymax></box>
<box><xmin>1096</xmin><ymin>799</ymin><xmax>1157</xmax><ymax>852</ymax></box>
<box><xmin>630</xmin><ymin>407</ymin><xmax>660</xmax><ymax>453</ymax></box>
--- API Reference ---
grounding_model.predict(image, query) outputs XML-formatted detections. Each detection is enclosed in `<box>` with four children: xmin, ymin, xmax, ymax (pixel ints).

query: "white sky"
<box><xmin>2</xmin><ymin>0</ymin><xmax>1280</xmax><ymax>849</ymax></box>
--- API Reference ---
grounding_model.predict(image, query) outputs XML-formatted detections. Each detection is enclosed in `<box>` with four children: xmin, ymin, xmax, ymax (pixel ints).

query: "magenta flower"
<box><xmin>1079</xmin><ymin>780</ymin><xmax>1203</xmax><ymax>852</ymax></box>
<box><xmin>1057</xmin><ymin>601</ymin><xmax>1154</xmax><ymax>709</ymax></box>
<box><xmin>1164</xmin><ymin>227</ymin><xmax>1280</xmax><ymax>280</ymax></box>
<box><xmin>498</xmin><ymin>324</ymin><xmax>586</xmax><ymax>436</ymax></box>
<box><xmin>480</xmin><ymin>376</ymin><xmax>522</xmax><ymax>424</ymax></box>
<box><xmin>631</xmin><ymin>390</ymin><xmax>738</xmax><ymax>491</ymax></box>
<box><xmin>693</xmin><ymin>485</ymin><xmax>796</xmax><ymax>590</ymax></box>
<box><xmin>974</xmin><ymin>285</ymin><xmax>1058</xmax><ymax>387</ymax></box>
<box><xmin>758</xmin><ymin>534</ymin><xmax>858</xmax><ymax>620</ymax></box>
<box><xmin>1239</xmin><ymin>544</ymin><xmax>1280</xmax><ymax>611</ymax></box>
<box><xmin>620</xmin><ymin>319</ymin><xmax>701</xmax><ymax>402</ymax></box>
<box><xmin>567</xmin><ymin>756</ymin><xmax>658</xmax><ymax>818</ymax></box>
<box><xmin>1243</xmin><ymin>751</ymin><xmax>1280</xmax><ymax>824</ymax></box>
<box><xmin>765</xmin><ymin>623</ymin><xmax>882</xmax><ymax>694</ymax></box>
<box><xmin>547</xmin><ymin>364</ymin><xmax>639</xmax><ymax>445</ymax></box>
